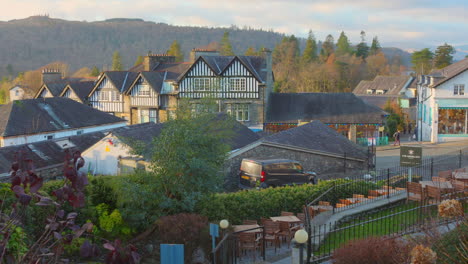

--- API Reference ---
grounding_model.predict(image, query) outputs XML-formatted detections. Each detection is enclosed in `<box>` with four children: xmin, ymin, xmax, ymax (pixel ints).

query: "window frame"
<box><xmin>229</xmin><ymin>78</ymin><xmax>247</xmax><ymax>92</ymax></box>
<box><xmin>454</xmin><ymin>84</ymin><xmax>465</xmax><ymax>96</ymax></box>
<box><xmin>193</xmin><ymin>78</ymin><xmax>211</xmax><ymax>91</ymax></box>
<box><xmin>226</xmin><ymin>104</ymin><xmax>250</xmax><ymax>121</ymax></box>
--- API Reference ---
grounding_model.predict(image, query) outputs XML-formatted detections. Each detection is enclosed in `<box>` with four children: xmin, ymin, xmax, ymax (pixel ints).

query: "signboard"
<box><xmin>400</xmin><ymin>146</ymin><xmax>422</xmax><ymax>167</ymax></box>
<box><xmin>161</xmin><ymin>244</ymin><xmax>184</xmax><ymax>264</ymax></box>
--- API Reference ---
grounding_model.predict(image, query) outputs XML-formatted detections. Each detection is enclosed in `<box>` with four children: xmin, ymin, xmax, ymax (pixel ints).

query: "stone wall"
<box><xmin>224</xmin><ymin>143</ymin><xmax>367</xmax><ymax>191</ymax></box>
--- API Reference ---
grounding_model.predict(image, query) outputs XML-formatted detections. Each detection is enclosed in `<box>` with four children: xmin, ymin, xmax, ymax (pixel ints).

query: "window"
<box><xmin>226</xmin><ymin>104</ymin><xmax>249</xmax><ymax>121</ymax></box>
<box><xmin>229</xmin><ymin>78</ymin><xmax>247</xmax><ymax>91</ymax></box>
<box><xmin>15</xmin><ymin>90</ymin><xmax>19</xmax><ymax>96</ymax></box>
<box><xmin>366</xmin><ymin>89</ymin><xmax>373</xmax><ymax>95</ymax></box>
<box><xmin>454</xmin><ymin>84</ymin><xmax>465</xmax><ymax>95</ymax></box>
<box><xmin>140</xmin><ymin>109</ymin><xmax>149</xmax><ymax>123</ymax></box>
<box><xmin>193</xmin><ymin>78</ymin><xmax>211</xmax><ymax>91</ymax></box>
<box><xmin>46</xmin><ymin>135</ymin><xmax>54</xmax><ymax>140</ymax></box>
<box><xmin>76</xmin><ymin>130</ymin><xmax>83</xmax><ymax>135</ymax></box>
<box><xmin>438</xmin><ymin>109</ymin><xmax>467</xmax><ymax>134</ymax></box>
<box><xmin>149</xmin><ymin>109</ymin><xmax>157</xmax><ymax>123</ymax></box>
<box><xmin>111</xmin><ymin>91</ymin><xmax>119</xmax><ymax>101</ymax></box>
<box><xmin>99</xmin><ymin>90</ymin><xmax>109</xmax><ymax>101</ymax></box>
<box><xmin>139</xmin><ymin>109</ymin><xmax>157</xmax><ymax>123</ymax></box>
<box><xmin>137</xmin><ymin>85</ymin><xmax>150</xmax><ymax>96</ymax></box>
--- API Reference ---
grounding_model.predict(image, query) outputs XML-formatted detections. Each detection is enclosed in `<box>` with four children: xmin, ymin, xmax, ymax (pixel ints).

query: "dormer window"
<box><xmin>138</xmin><ymin>85</ymin><xmax>150</xmax><ymax>96</ymax></box>
<box><xmin>376</xmin><ymin>90</ymin><xmax>385</xmax><ymax>95</ymax></box>
<box><xmin>454</xmin><ymin>84</ymin><xmax>465</xmax><ymax>95</ymax></box>
<box><xmin>366</xmin><ymin>89</ymin><xmax>373</xmax><ymax>95</ymax></box>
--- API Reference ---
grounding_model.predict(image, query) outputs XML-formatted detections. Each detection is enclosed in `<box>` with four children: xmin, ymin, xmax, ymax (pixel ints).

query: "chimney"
<box><xmin>189</xmin><ymin>49</ymin><xmax>220</xmax><ymax>62</ymax></box>
<box><xmin>41</xmin><ymin>69</ymin><xmax>62</xmax><ymax>83</ymax></box>
<box><xmin>143</xmin><ymin>53</ymin><xmax>176</xmax><ymax>71</ymax></box>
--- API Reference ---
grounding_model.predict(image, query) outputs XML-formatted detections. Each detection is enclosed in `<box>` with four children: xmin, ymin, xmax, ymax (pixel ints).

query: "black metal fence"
<box><xmin>306</xmin><ymin>196</ymin><xmax>467</xmax><ymax>263</ymax></box>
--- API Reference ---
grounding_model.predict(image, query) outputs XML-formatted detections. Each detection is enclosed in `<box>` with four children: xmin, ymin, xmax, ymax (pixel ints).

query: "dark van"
<box><xmin>239</xmin><ymin>159</ymin><xmax>316</xmax><ymax>188</ymax></box>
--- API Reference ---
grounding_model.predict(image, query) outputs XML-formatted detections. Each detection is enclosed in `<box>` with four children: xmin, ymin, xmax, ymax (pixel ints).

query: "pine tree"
<box><xmin>134</xmin><ymin>55</ymin><xmax>144</xmax><ymax>66</ymax></box>
<box><xmin>336</xmin><ymin>31</ymin><xmax>352</xmax><ymax>55</ymax></box>
<box><xmin>433</xmin><ymin>43</ymin><xmax>455</xmax><ymax>69</ymax></box>
<box><xmin>112</xmin><ymin>51</ymin><xmax>123</xmax><ymax>71</ymax></box>
<box><xmin>167</xmin><ymin>40</ymin><xmax>184</xmax><ymax>62</ymax></box>
<box><xmin>320</xmin><ymin>34</ymin><xmax>335</xmax><ymax>61</ymax></box>
<box><xmin>302</xmin><ymin>30</ymin><xmax>318</xmax><ymax>63</ymax></box>
<box><xmin>370</xmin><ymin>36</ymin><xmax>381</xmax><ymax>55</ymax></box>
<box><xmin>411</xmin><ymin>48</ymin><xmax>434</xmax><ymax>75</ymax></box>
<box><xmin>220</xmin><ymin>31</ymin><xmax>235</xmax><ymax>56</ymax></box>
<box><xmin>244</xmin><ymin>46</ymin><xmax>257</xmax><ymax>56</ymax></box>
<box><xmin>90</xmin><ymin>66</ymin><xmax>100</xmax><ymax>77</ymax></box>
<box><xmin>356</xmin><ymin>31</ymin><xmax>369</xmax><ymax>59</ymax></box>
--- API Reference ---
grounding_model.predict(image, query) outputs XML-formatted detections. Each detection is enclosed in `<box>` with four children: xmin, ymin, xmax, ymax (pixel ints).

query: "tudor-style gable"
<box><xmin>88</xmin><ymin>74</ymin><xmax>124</xmax><ymax>113</ymax></box>
<box><xmin>60</xmin><ymin>86</ymin><xmax>80</xmax><ymax>102</ymax></box>
<box><xmin>35</xmin><ymin>84</ymin><xmax>53</xmax><ymax>98</ymax></box>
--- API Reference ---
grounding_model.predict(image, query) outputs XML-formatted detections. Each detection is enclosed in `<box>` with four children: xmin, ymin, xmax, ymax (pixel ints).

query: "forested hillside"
<box><xmin>0</xmin><ymin>16</ymin><xmax>411</xmax><ymax>76</ymax></box>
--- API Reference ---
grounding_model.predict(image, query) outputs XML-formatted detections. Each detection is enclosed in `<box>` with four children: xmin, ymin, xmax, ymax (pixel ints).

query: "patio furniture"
<box><xmin>270</xmin><ymin>216</ymin><xmax>301</xmax><ymax>224</ymax></box>
<box><xmin>368</xmin><ymin>190</ymin><xmax>384</xmax><ymax>197</ymax></box>
<box><xmin>438</xmin><ymin>170</ymin><xmax>452</xmax><ymax>179</ymax></box>
<box><xmin>406</xmin><ymin>182</ymin><xmax>425</xmax><ymax>204</ymax></box>
<box><xmin>243</xmin><ymin>220</ymin><xmax>258</xmax><ymax>225</ymax></box>
<box><xmin>451</xmin><ymin>180</ymin><xmax>468</xmax><ymax>197</ymax></box>
<box><xmin>339</xmin><ymin>199</ymin><xmax>352</xmax><ymax>205</ymax></box>
<box><xmin>432</xmin><ymin>177</ymin><xmax>448</xmax><ymax>182</ymax></box>
<box><xmin>296</xmin><ymin>213</ymin><xmax>305</xmax><ymax>226</ymax></box>
<box><xmin>454</xmin><ymin>168</ymin><xmax>466</xmax><ymax>173</ymax></box>
<box><xmin>233</xmin><ymin>224</ymin><xmax>261</xmax><ymax>233</ymax></box>
<box><xmin>277</xmin><ymin>221</ymin><xmax>294</xmax><ymax>248</ymax></box>
<box><xmin>419</xmin><ymin>181</ymin><xmax>453</xmax><ymax>191</ymax></box>
<box><xmin>318</xmin><ymin>201</ymin><xmax>330</xmax><ymax>206</ymax></box>
<box><xmin>310</xmin><ymin>204</ymin><xmax>333</xmax><ymax>213</ymax></box>
<box><xmin>453</xmin><ymin>172</ymin><xmax>468</xmax><ymax>183</ymax></box>
<box><xmin>353</xmin><ymin>194</ymin><xmax>365</xmax><ymax>198</ymax></box>
<box><xmin>281</xmin><ymin>211</ymin><xmax>294</xmax><ymax>216</ymax></box>
<box><xmin>395</xmin><ymin>187</ymin><xmax>406</xmax><ymax>191</ymax></box>
<box><xmin>426</xmin><ymin>185</ymin><xmax>442</xmax><ymax>204</ymax></box>
<box><xmin>238</xmin><ymin>232</ymin><xmax>262</xmax><ymax>261</ymax></box>
<box><xmin>261</xmin><ymin>220</ymin><xmax>280</xmax><ymax>252</ymax></box>
<box><xmin>382</xmin><ymin>185</ymin><xmax>394</xmax><ymax>190</ymax></box>
<box><xmin>336</xmin><ymin>203</ymin><xmax>347</xmax><ymax>208</ymax></box>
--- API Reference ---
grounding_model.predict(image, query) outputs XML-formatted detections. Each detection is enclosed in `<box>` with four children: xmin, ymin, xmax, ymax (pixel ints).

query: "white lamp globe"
<box><xmin>220</xmin><ymin>219</ymin><xmax>229</xmax><ymax>229</ymax></box>
<box><xmin>295</xmin><ymin>229</ymin><xmax>308</xmax><ymax>244</ymax></box>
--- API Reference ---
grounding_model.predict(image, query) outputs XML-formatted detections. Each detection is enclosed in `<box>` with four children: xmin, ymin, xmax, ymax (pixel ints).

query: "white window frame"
<box><xmin>229</xmin><ymin>78</ymin><xmax>247</xmax><ymax>91</ymax></box>
<box><xmin>99</xmin><ymin>90</ymin><xmax>109</xmax><ymax>101</ymax></box>
<box><xmin>137</xmin><ymin>84</ymin><xmax>150</xmax><ymax>96</ymax></box>
<box><xmin>226</xmin><ymin>104</ymin><xmax>250</xmax><ymax>121</ymax></box>
<box><xmin>454</xmin><ymin>84</ymin><xmax>465</xmax><ymax>96</ymax></box>
<box><xmin>366</xmin><ymin>89</ymin><xmax>373</xmax><ymax>95</ymax></box>
<box><xmin>193</xmin><ymin>78</ymin><xmax>211</xmax><ymax>91</ymax></box>
<box><xmin>149</xmin><ymin>109</ymin><xmax>157</xmax><ymax>123</ymax></box>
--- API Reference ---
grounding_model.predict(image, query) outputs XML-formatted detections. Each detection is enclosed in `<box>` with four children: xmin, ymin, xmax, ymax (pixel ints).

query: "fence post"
<box><xmin>387</xmin><ymin>168</ymin><xmax>390</xmax><ymax>199</ymax></box>
<box><xmin>459</xmin><ymin>149</ymin><xmax>462</xmax><ymax>168</ymax></box>
<box><xmin>430</xmin><ymin>158</ymin><xmax>434</xmax><ymax>179</ymax></box>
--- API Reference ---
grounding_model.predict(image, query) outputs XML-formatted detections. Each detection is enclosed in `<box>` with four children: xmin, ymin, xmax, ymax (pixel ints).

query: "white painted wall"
<box><xmin>82</xmin><ymin>135</ymin><xmax>133</xmax><ymax>175</ymax></box>
<box><xmin>0</xmin><ymin>122</ymin><xmax>126</xmax><ymax>147</ymax></box>
<box><xmin>9</xmin><ymin>86</ymin><xmax>25</xmax><ymax>101</ymax></box>
<box><xmin>433</xmin><ymin>73</ymin><xmax>468</xmax><ymax>98</ymax></box>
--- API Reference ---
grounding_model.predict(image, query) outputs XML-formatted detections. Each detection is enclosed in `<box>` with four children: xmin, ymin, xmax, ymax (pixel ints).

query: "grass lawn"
<box><xmin>314</xmin><ymin>201</ymin><xmax>439</xmax><ymax>255</ymax></box>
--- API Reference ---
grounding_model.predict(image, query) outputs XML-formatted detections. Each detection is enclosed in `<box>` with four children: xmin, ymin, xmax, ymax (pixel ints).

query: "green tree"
<box><xmin>134</xmin><ymin>55</ymin><xmax>144</xmax><ymax>66</ymax></box>
<box><xmin>302</xmin><ymin>30</ymin><xmax>318</xmax><ymax>63</ymax></box>
<box><xmin>147</xmin><ymin>100</ymin><xmax>234</xmax><ymax>210</ymax></box>
<box><xmin>336</xmin><ymin>31</ymin><xmax>352</xmax><ymax>55</ymax></box>
<box><xmin>355</xmin><ymin>31</ymin><xmax>369</xmax><ymax>59</ymax></box>
<box><xmin>433</xmin><ymin>43</ymin><xmax>455</xmax><ymax>69</ymax></box>
<box><xmin>244</xmin><ymin>46</ymin><xmax>257</xmax><ymax>56</ymax></box>
<box><xmin>370</xmin><ymin>36</ymin><xmax>381</xmax><ymax>55</ymax></box>
<box><xmin>167</xmin><ymin>40</ymin><xmax>184</xmax><ymax>62</ymax></box>
<box><xmin>90</xmin><ymin>66</ymin><xmax>100</xmax><ymax>77</ymax></box>
<box><xmin>220</xmin><ymin>31</ymin><xmax>235</xmax><ymax>56</ymax></box>
<box><xmin>320</xmin><ymin>34</ymin><xmax>335</xmax><ymax>61</ymax></box>
<box><xmin>411</xmin><ymin>48</ymin><xmax>434</xmax><ymax>75</ymax></box>
<box><xmin>111</xmin><ymin>51</ymin><xmax>123</xmax><ymax>71</ymax></box>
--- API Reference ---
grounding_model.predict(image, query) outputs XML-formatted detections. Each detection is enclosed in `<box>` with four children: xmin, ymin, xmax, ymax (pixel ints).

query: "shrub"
<box><xmin>94</xmin><ymin>203</ymin><xmax>133</xmax><ymax>239</ymax></box>
<box><xmin>432</xmin><ymin>220</ymin><xmax>468</xmax><ymax>264</ymax></box>
<box><xmin>332</xmin><ymin>236</ymin><xmax>411</xmax><ymax>264</ymax></box>
<box><xmin>195</xmin><ymin>179</ymin><xmax>377</xmax><ymax>224</ymax></box>
<box><xmin>157</xmin><ymin>213</ymin><xmax>210</xmax><ymax>262</ymax></box>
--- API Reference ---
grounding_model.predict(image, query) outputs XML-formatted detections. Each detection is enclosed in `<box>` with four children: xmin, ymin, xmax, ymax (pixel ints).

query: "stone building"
<box><xmin>225</xmin><ymin>120</ymin><xmax>370</xmax><ymax>190</ymax></box>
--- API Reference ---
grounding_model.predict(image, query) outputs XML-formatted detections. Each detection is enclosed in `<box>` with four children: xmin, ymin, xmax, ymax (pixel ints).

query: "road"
<box><xmin>376</xmin><ymin>140</ymin><xmax>468</xmax><ymax>170</ymax></box>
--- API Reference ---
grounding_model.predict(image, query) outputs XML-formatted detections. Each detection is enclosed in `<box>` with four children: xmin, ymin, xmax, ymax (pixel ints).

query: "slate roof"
<box><xmin>126</xmin><ymin>72</ymin><xmax>165</xmax><ymax>95</ymax></box>
<box><xmin>154</xmin><ymin>62</ymin><xmax>192</xmax><ymax>81</ymax></box>
<box><xmin>262</xmin><ymin>120</ymin><xmax>367</xmax><ymax>159</ymax></box>
<box><xmin>0</xmin><ymin>98</ymin><xmax>125</xmax><ymax>137</ymax></box>
<box><xmin>100</xmin><ymin>71</ymin><xmax>139</xmax><ymax>93</ymax></box>
<box><xmin>41</xmin><ymin>81</ymin><xmax>69</xmax><ymax>96</ymax></box>
<box><xmin>61</xmin><ymin>81</ymin><xmax>95</xmax><ymax>102</ymax></box>
<box><xmin>110</xmin><ymin>114</ymin><xmax>260</xmax><ymax>156</ymax></box>
<box><xmin>429</xmin><ymin>57</ymin><xmax>468</xmax><ymax>87</ymax></box>
<box><xmin>266</xmin><ymin>93</ymin><xmax>387</xmax><ymax>124</ymax></box>
<box><xmin>0</xmin><ymin>131</ymin><xmax>105</xmax><ymax>175</ymax></box>
<box><xmin>353</xmin><ymin>75</ymin><xmax>413</xmax><ymax>96</ymax></box>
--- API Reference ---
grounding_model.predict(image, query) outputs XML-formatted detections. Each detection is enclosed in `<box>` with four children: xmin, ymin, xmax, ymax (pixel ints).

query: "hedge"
<box><xmin>194</xmin><ymin>179</ymin><xmax>378</xmax><ymax>224</ymax></box>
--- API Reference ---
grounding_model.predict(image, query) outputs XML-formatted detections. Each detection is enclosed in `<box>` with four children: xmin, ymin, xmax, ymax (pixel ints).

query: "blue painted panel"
<box><xmin>210</xmin><ymin>223</ymin><xmax>219</xmax><ymax>238</ymax></box>
<box><xmin>161</xmin><ymin>244</ymin><xmax>184</xmax><ymax>264</ymax></box>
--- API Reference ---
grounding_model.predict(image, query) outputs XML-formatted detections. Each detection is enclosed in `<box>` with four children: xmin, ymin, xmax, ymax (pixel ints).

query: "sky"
<box><xmin>1</xmin><ymin>0</ymin><xmax>467</xmax><ymax>52</ymax></box>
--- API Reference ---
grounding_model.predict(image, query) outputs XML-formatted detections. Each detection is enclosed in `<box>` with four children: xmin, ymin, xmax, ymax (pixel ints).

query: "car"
<box><xmin>239</xmin><ymin>158</ymin><xmax>317</xmax><ymax>188</ymax></box>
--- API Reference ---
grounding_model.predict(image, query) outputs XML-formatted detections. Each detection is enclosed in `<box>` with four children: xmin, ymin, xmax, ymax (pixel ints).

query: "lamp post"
<box><xmin>294</xmin><ymin>229</ymin><xmax>308</xmax><ymax>264</ymax></box>
<box><xmin>218</xmin><ymin>220</ymin><xmax>229</xmax><ymax>264</ymax></box>
<box><xmin>220</xmin><ymin>219</ymin><xmax>229</xmax><ymax>230</ymax></box>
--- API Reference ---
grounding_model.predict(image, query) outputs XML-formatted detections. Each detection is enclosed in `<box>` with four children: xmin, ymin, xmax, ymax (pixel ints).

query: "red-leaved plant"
<box><xmin>1</xmin><ymin>149</ymin><xmax>140</xmax><ymax>263</ymax></box>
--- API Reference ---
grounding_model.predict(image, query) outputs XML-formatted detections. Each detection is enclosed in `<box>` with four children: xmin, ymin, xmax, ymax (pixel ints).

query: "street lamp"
<box><xmin>295</xmin><ymin>229</ymin><xmax>308</xmax><ymax>264</ymax></box>
<box><xmin>219</xmin><ymin>219</ymin><xmax>229</xmax><ymax>229</ymax></box>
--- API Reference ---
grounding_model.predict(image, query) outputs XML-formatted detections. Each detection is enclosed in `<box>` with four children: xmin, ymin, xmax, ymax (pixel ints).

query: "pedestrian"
<box><xmin>408</xmin><ymin>123</ymin><xmax>412</xmax><ymax>134</ymax></box>
<box><xmin>393</xmin><ymin>130</ymin><xmax>401</xmax><ymax>146</ymax></box>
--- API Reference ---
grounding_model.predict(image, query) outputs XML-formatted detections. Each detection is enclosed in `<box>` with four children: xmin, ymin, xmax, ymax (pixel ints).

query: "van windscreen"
<box><xmin>241</xmin><ymin>161</ymin><xmax>262</xmax><ymax>175</ymax></box>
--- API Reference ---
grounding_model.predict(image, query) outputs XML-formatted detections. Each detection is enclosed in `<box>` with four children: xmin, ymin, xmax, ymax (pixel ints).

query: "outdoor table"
<box><xmin>270</xmin><ymin>216</ymin><xmax>301</xmax><ymax>224</ymax></box>
<box><xmin>309</xmin><ymin>205</ymin><xmax>333</xmax><ymax>213</ymax></box>
<box><xmin>453</xmin><ymin>172</ymin><xmax>468</xmax><ymax>183</ymax></box>
<box><xmin>232</xmin><ymin>224</ymin><xmax>261</xmax><ymax>233</ymax></box>
<box><xmin>420</xmin><ymin>181</ymin><xmax>453</xmax><ymax>190</ymax></box>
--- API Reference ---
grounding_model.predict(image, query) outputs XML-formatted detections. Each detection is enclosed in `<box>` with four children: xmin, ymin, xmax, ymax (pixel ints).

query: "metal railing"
<box><xmin>357</xmin><ymin>136</ymin><xmax>389</xmax><ymax>147</ymax></box>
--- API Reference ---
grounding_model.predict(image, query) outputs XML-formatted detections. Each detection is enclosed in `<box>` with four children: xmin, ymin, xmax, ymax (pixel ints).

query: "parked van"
<box><xmin>239</xmin><ymin>158</ymin><xmax>316</xmax><ymax>188</ymax></box>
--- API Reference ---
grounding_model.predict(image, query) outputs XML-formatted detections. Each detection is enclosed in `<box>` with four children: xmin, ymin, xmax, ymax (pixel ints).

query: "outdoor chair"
<box><xmin>368</xmin><ymin>190</ymin><xmax>383</xmax><ymax>197</ymax></box>
<box><xmin>280</xmin><ymin>211</ymin><xmax>294</xmax><ymax>216</ymax></box>
<box><xmin>425</xmin><ymin>185</ymin><xmax>442</xmax><ymax>204</ymax></box>
<box><xmin>395</xmin><ymin>187</ymin><xmax>406</xmax><ymax>191</ymax></box>
<box><xmin>339</xmin><ymin>199</ymin><xmax>352</xmax><ymax>205</ymax></box>
<box><xmin>454</xmin><ymin>168</ymin><xmax>466</xmax><ymax>173</ymax></box>
<box><xmin>353</xmin><ymin>194</ymin><xmax>365</xmax><ymax>198</ymax></box>
<box><xmin>260</xmin><ymin>217</ymin><xmax>269</xmax><ymax>226</ymax></box>
<box><xmin>335</xmin><ymin>203</ymin><xmax>347</xmax><ymax>208</ymax></box>
<box><xmin>432</xmin><ymin>177</ymin><xmax>448</xmax><ymax>182</ymax></box>
<box><xmin>367</xmin><ymin>195</ymin><xmax>378</xmax><ymax>199</ymax></box>
<box><xmin>296</xmin><ymin>213</ymin><xmax>306</xmax><ymax>227</ymax></box>
<box><xmin>451</xmin><ymin>180</ymin><xmax>468</xmax><ymax>197</ymax></box>
<box><xmin>238</xmin><ymin>232</ymin><xmax>262</xmax><ymax>261</ymax></box>
<box><xmin>382</xmin><ymin>185</ymin><xmax>394</xmax><ymax>190</ymax></box>
<box><xmin>261</xmin><ymin>220</ymin><xmax>280</xmax><ymax>252</ymax></box>
<box><xmin>438</xmin><ymin>170</ymin><xmax>452</xmax><ymax>179</ymax></box>
<box><xmin>304</xmin><ymin>205</ymin><xmax>316</xmax><ymax>218</ymax></box>
<box><xmin>406</xmin><ymin>182</ymin><xmax>425</xmax><ymax>204</ymax></box>
<box><xmin>243</xmin><ymin>220</ymin><xmax>258</xmax><ymax>225</ymax></box>
<box><xmin>318</xmin><ymin>201</ymin><xmax>330</xmax><ymax>206</ymax></box>
<box><xmin>277</xmin><ymin>221</ymin><xmax>294</xmax><ymax>248</ymax></box>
